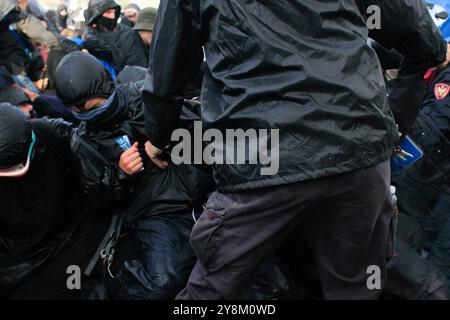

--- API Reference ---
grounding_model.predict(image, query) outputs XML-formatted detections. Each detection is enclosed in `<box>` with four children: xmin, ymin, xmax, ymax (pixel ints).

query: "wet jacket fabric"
<box><xmin>0</xmin><ymin>118</ymin><xmax>82</xmax><ymax>297</ymax></box>
<box><xmin>83</xmin><ymin>0</ymin><xmax>128</xmax><ymax>71</ymax></box>
<box><xmin>55</xmin><ymin>52</ymin><xmax>213</xmax><ymax>210</ymax></box>
<box><xmin>114</xmin><ymin>29</ymin><xmax>149</xmax><ymax>69</ymax></box>
<box><xmin>143</xmin><ymin>0</ymin><xmax>446</xmax><ymax>193</ymax></box>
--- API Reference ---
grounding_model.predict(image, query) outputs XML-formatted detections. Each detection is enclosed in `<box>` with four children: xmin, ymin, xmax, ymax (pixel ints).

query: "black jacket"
<box><xmin>115</xmin><ymin>29</ymin><xmax>149</xmax><ymax>69</ymax></box>
<box><xmin>84</xmin><ymin>26</ymin><xmax>148</xmax><ymax>73</ymax></box>
<box><xmin>143</xmin><ymin>0</ymin><xmax>447</xmax><ymax>193</ymax></box>
<box><xmin>0</xmin><ymin>118</ymin><xmax>82</xmax><ymax>297</ymax></box>
<box><xmin>83</xmin><ymin>24</ymin><xmax>129</xmax><ymax>72</ymax></box>
<box><xmin>84</xmin><ymin>0</ymin><xmax>121</xmax><ymax>26</ymax></box>
<box><xmin>71</xmin><ymin>84</ymin><xmax>213</xmax><ymax>217</ymax></box>
<box><xmin>55</xmin><ymin>53</ymin><xmax>214</xmax><ymax>218</ymax></box>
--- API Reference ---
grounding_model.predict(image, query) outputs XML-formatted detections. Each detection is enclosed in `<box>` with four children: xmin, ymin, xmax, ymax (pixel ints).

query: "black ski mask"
<box><xmin>96</xmin><ymin>15</ymin><xmax>117</xmax><ymax>31</ymax></box>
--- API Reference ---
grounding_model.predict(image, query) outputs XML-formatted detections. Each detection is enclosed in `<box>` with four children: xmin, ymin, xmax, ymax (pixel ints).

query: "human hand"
<box><xmin>145</xmin><ymin>140</ymin><xmax>168</xmax><ymax>170</ymax></box>
<box><xmin>119</xmin><ymin>142</ymin><xmax>144</xmax><ymax>175</ymax></box>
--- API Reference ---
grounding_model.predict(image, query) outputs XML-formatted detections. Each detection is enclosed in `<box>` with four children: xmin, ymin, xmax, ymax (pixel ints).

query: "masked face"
<box><xmin>96</xmin><ymin>15</ymin><xmax>117</xmax><ymax>31</ymax></box>
<box><xmin>71</xmin><ymin>91</ymin><xmax>118</xmax><ymax>122</ymax></box>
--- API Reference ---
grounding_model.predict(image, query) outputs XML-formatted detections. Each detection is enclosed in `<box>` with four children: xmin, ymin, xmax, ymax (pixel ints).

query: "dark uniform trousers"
<box><xmin>177</xmin><ymin>160</ymin><xmax>395</xmax><ymax>300</ymax></box>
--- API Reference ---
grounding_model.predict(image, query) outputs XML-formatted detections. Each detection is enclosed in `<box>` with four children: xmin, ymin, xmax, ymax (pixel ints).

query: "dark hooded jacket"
<box><xmin>84</xmin><ymin>0</ymin><xmax>121</xmax><ymax>27</ymax></box>
<box><xmin>0</xmin><ymin>106</ymin><xmax>83</xmax><ymax>297</ymax></box>
<box><xmin>55</xmin><ymin>4</ymin><xmax>68</xmax><ymax>32</ymax></box>
<box><xmin>83</xmin><ymin>0</ymin><xmax>129</xmax><ymax>72</ymax></box>
<box><xmin>55</xmin><ymin>52</ymin><xmax>214</xmax><ymax>218</ymax></box>
<box><xmin>143</xmin><ymin>0</ymin><xmax>447</xmax><ymax>193</ymax></box>
<box><xmin>114</xmin><ymin>28</ymin><xmax>149</xmax><ymax>69</ymax></box>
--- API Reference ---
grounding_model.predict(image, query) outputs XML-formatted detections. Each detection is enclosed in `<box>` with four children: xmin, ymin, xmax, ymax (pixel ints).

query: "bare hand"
<box><xmin>119</xmin><ymin>142</ymin><xmax>144</xmax><ymax>175</ymax></box>
<box><xmin>145</xmin><ymin>140</ymin><xmax>168</xmax><ymax>170</ymax></box>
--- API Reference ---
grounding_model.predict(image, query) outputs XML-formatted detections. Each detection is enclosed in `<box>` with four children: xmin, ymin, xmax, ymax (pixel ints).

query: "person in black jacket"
<box><xmin>390</xmin><ymin>65</ymin><xmax>450</xmax><ymax>296</ymax></box>
<box><xmin>54</xmin><ymin>4</ymin><xmax>68</xmax><ymax>32</ymax></box>
<box><xmin>0</xmin><ymin>103</ymin><xmax>110</xmax><ymax>299</ymax></box>
<box><xmin>83</xmin><ymin>0</ymin><xmax>128</xmax><ymax>73</ymax></box>
<box><xmin>364</xmin><ymin>40</ymin><xmax>449</xmax><ymax>299</ymax></box>
<box><xmin>54</xmin><ymin>51</ymin><xmax>215</xmax><ymax>300</ymax></box>
<box><xmin>112</xmin><ymin>7</ymin><xmax>157</xmax><ymax>69</ymax></box>
<box><xmin>142</xmin><ymin>0</ymin><xmax>450</xmax><ymax>299</ymax></box>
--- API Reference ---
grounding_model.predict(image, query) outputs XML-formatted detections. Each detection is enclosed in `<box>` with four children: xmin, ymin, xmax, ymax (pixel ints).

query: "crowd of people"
<box><xmin>0</xmin><ymin>0</ymin><xmax>449</xmax><ymax>300</ymax></box>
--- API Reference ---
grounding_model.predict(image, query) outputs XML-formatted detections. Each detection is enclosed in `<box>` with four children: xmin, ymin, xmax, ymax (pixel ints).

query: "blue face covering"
<box><xmin>73</xmin><ymin>91</ymin><xmax>117</xmax><ymax>122</ymax></box>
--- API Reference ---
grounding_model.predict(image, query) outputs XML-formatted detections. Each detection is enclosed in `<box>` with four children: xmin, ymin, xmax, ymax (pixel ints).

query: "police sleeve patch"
<box><xmin>434</xmin><ymin>83</ymin><xmax>450</xmax><ymax>100</ymax></box>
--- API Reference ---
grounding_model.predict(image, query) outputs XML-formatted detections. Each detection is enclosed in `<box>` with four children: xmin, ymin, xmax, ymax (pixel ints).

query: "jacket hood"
<box><xmin>55</xmin><ymin>51</ymin><xmax>115</xmax><ymax>108</ymax></box>
<box><xmin>57</xmin><ymin>4</ymin><xmax>68</xmax><ymax>15</ymax></box>
<box><xmin>0</xmin><ymin>103</ymin><xmax>32</xmax><ymax>169</ymax></box>
<box><xmin>84</xmin><ymin>0</ymin><xmax>121</xmax><ymax>26</ymax></box>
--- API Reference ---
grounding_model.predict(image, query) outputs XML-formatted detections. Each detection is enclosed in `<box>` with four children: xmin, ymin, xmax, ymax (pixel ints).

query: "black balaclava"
<box><xmin>96</xmin><ymin>15</ymin><xmax>117</xmax><ymax>31</ymax></box>
<box><xmin>0</xmin><ymin>103</ymin><xmax>32</xmax><ymax>169</ymax></box>
<box><xmin>85</xmin><ymin>0</ymin><xmax>121</xmax><ymax>30</ymax></box>
<box><xmin>54</xmin><ymin>51</ymin><xmax>115</xmax><ymax>109</ymax></box>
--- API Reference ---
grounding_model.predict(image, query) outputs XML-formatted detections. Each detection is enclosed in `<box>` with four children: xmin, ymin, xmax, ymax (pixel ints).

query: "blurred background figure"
<box><xmin>120</xmin><ymin>3</ymin><xmax>139</xmax><ymax>28</ymax></box>
<box><xmin>132</xmin><ymin>6</ymin><xmax>155</xmax><ymax>47</ymax></box>
<box><xmin>55</xmin><ymin>4</ymin><xmax>68</xmax><ymax>32</ymax></box>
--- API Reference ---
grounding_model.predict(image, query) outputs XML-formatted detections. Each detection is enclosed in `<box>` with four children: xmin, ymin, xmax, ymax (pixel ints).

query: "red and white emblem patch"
<box><xmin>435</xmin><ymin>83</ymin><xmax>450</xmax><ymax>100</ymax></box>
